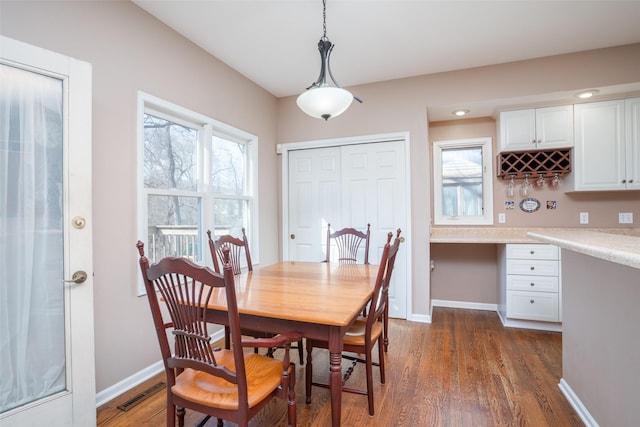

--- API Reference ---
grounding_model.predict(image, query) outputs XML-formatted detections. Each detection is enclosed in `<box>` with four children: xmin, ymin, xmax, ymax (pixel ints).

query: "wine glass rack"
<box><xmin>497</xmin><ymin>148</ymin><xmax>571</xmax><ymax>179</ymax></box>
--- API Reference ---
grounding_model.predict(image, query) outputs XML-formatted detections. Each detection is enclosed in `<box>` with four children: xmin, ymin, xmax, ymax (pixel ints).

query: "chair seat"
<box><xmin>343</xmin><ymin>318</ymin><xmax>382</xmax><ymax>346</ymax></box>
<box><xmin>172</xmin><ymin>350</ymin><xmax>284</xmax><ymax>410</ymax></box>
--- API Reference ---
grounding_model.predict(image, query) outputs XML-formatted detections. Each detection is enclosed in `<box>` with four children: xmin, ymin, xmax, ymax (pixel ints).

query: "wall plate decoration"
<box><xmin>546</xmin><ymin>200</ymin><xmax>557</xmax><ymax>209</ymax></box>
<box><xmin>505</xmin><ymin>200</ymin><xmax>515</xmax><ymax>209</ymax></box>
<box><xmin>519</xmin><ymin>198</ymin><xmax>541</xmax><ymax>213</ymax></box>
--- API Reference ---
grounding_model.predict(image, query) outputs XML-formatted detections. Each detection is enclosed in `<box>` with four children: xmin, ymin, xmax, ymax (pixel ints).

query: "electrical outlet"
<box><xmin>580</xmin><ymin>212</ymin><xmax>589</xmax><ymax>224</ymax></box>
<box><xmin>619</xmin><ymin>212</ymin><xmax>633</xmax><ymax>224</ymax></box>
<box><xmin>498</xmin><ymin>213</ymin><xmax>506</xmax><ymax>223</ymax></box>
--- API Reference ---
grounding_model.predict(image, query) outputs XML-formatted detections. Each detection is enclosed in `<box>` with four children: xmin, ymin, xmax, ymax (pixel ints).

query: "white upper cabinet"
<box><xmin>499</xmin><ymin>105</ymin><xmax>574</xmax><ymax>152</ymax></box>
<box><xmin>569</xmin><ymin>98</ymin><xmax>640</xmax><ymax>191</ymax></box>
<box><xmin>626</xmin><ymin>98</ymin><xmax>640</xmax><ymax>190</ymax></box>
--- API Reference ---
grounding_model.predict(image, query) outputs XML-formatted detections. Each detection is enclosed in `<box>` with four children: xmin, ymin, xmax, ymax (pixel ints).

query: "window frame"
<box><xmin>432</xmin><ymin>137</ymin><xmax>494</xmax><ymax>225</ymax></box>
<box><xmin>136</xmin><ymin>91</ymin><xmax>258</xmax><ymax>294</ymax></box>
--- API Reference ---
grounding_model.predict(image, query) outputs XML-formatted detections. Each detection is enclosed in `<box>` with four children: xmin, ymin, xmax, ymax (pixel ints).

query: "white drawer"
<box><xmin>506</xmin><ymin>259</ymin><xmax>559</xmax><ymax>276</ymax></box>
<box><xmin>507</xmin><ymin>244</ymin><xmax>558</xmax><ymax>260</ymax></box>
<box><xmin>506</xmin><ymin>291</ymin><xmax>559</xmax><ymax>322</ymax></box>
<box><xmin>506</xmin><ymin>275</ymin><xmax>559</xmax><ymax>292</ymax></box>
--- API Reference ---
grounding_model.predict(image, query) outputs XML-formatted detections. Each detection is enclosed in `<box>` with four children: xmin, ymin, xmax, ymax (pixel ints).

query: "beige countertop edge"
<box><xmin>527</xmin><ymin>230</ymin><xmax>640</xmax><ymax>270</ymax></box>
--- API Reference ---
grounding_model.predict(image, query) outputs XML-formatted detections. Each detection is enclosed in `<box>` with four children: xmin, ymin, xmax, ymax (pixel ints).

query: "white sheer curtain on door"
<box><xmin>0</xmin><ymin>64</ymin><xmax>66</xmax><ymax>413</ymax></box>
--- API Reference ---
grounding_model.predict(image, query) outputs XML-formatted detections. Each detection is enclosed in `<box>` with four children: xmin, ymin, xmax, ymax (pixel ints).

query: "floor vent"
<box><xmin>117</xmin><ymin>381</ymin><xmax>165</xmax><ymax>412</ymax></box>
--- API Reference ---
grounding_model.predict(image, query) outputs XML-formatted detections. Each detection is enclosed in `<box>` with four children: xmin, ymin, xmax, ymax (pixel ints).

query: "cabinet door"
<box><xmin>506</xmin><ymin>243</ymin><xmax>558</xmax><ymax>260</ymax></box>
<box><xmin>572</xmin><ymin>100</ymin><xmax>626</xmax><ymax>191</ymax></box>
<box><xmin>506</xmin><ymin>291</ymin><xmax>559</xmax><ymax>322</ymax></box>
<box><xmin>536</xmin><ymin>105</ymin><xmax>574</xmax><ymax>149</ymax></box>
<box><xmin>625</xmin><ymin>98</ymin><xmax>640</xmax><ymax>190</ymax></box>
<box><xmin>499</xmin><ymin>109</ymin><xmax>536</xmax><ymax>151</ymax></box>
<box><xmin>507</xmin><ymin>275</ymin><xmax>559</xmax><ymax>292</ymax></box>
<box><xmin>506</xmin><ymin>259</ymin><xmax>559</xmax><ymax>276</ymax></box>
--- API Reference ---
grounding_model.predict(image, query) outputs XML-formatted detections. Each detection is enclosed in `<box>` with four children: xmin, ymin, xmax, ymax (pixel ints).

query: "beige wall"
<box><xmin>561</xmin><ymin>250</ymin><xmax>640</xmax><ymax>426</ymax></box>
<box><xmin>3</xmin><ymin>0</ymin><xmax>640</xmax><ymax>398</ymax></box>
<box><xmin>1</xmin><ymin>1</ymin><xmax>280</xmax><ymax>393</ymax></box>
<box><xmin>430</xmin><ymin>244</ymin><xmax>498</xmax><ymax>303</ymax></box>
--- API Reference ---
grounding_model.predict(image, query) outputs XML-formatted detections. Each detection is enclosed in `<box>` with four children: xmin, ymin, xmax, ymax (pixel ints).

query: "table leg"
<box><xmin>328</xmin><ymin>328</ymin><xmax>343</xmax><ymax>427</ymax></box>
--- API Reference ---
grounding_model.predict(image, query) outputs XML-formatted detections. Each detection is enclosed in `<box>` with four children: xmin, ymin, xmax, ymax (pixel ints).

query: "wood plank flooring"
<box><xmin>97</xmin><ymin>307</ymin><xmax>583</xmax><ymax>426</ymax></box>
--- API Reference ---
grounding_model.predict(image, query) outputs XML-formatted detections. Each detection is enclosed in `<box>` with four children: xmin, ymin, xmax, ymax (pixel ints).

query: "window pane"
<box><xmin>441</xmin><ymin>147</ymin><xmax>483</xmax><ymax>217</ymax></box>
<box><xmin>144</xmin><ymin>114</ymin><xmax>198</xmax><ymax>191</ymax></box>
<box><xmin>212</xmin><ymin>199</ymin><xmax>247</xmax><ymax>237</ymax></box>
<box><xmin>146</xmin><ymin>195</ymin><xmax>200</xmax><ymax>262</ymax></box>
<box><xmin>211</xmin><ymin>136</ymin><xmax>246</xmax><ymax>195</ymax></box>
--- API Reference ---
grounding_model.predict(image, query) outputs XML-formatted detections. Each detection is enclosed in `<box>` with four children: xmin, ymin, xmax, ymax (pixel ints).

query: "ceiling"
<box><xmin>132</xmin><ymin>1</ymin><xmax>640</xmax><ymax>120</ymax></box>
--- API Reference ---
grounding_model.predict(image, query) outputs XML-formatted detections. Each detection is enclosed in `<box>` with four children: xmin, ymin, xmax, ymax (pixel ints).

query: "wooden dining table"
<box><xmin>201</xmin><ymin>261</ymin><xmax>378</xmax><ymax>427</ymax></box>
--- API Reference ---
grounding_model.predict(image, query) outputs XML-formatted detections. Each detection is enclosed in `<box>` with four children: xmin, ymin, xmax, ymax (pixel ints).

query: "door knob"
<box><xmin>290</xmin><ymin>234</ymin><xmax>295</xmax><ymax>239</ymax></box>
<box><xmin>64</xmin><ymin>271</ymin><xmax>88</xmax><ymax>284</ymax></box>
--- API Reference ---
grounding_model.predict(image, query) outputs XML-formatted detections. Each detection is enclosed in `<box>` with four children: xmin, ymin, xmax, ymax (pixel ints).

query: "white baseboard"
<box><xmin>95</xmin><ymin>360</ymin><xmax>164</xmax><ymax>407</ymax></box>
<box><xmin>431</xmin><ymin>299</ymin><xmax>498</xmax><ymax>312</ymax></box>
<box><xmin>410</xmin><ymin>312</ymin><xmax>431</xmax><ymax>323</ymax></box>
<box><xmin>96</xmin><ymin>329</ymin><xmax>225</xmax><ymax>407</ymax></box>
<box><xmin>559</xmin><ymin>378</ymin><xmax>599</xmax><ymax>427</ymax></box>
<box><xmin>497</xmin><ymin>309</ymin><xmax>563</xmax><ymax>332</ymax></box>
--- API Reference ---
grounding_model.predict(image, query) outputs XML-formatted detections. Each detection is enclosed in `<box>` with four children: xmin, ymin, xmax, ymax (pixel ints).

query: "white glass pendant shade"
<box><xmin>296</xmin><ymin>86</ymin><xmax>353</xmax><ymax>120</ymax></box>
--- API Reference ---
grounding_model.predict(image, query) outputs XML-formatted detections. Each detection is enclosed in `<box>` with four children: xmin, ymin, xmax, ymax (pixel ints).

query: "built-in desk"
<box><xmin>429</xmin><ymin>227</ymin><xmax>640</xmax><ymax>333</ymax></box>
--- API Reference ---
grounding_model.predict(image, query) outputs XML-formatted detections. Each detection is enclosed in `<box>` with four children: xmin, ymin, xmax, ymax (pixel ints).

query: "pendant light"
<box><xmin>297</xmin><ymin>0</ymin><xmax>362</xmax><ymax>120</ymax></box>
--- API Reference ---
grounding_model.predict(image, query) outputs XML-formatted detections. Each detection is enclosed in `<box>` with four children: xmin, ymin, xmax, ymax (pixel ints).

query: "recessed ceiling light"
<box><xmin>452</xmin><ymin>109</ymin><xmax>470</xmax><ymax>116</ymax></box>
<box><xmin>575</xmin><ymin>89</ymin><xmax>600</xmax><ymax>99</ymax></box>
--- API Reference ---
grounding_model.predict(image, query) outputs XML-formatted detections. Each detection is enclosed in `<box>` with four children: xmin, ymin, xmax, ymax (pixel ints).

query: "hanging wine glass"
<box><xmin>506</xmin><ymin>175</ymin><xmax>515</xmax><ymax>198</ymax></box>
<box><xmin>551</xmin><ymin>173</ymin><xmax>560</xmax><ymax>187</ymax></box>
<box><xmin>520</xmin><ymin>174</ymin><xmax>531</xmax><ymax>197</ymax></box>
<box><xmin>535</xmin><ymin>174</ymin><xmax>545</xmax><ymax>188</ymax></box>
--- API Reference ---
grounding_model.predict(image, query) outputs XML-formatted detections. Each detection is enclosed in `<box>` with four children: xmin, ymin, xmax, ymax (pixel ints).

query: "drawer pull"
<box><xmin>530</xmin><ymin>282</ymin><xmax>535</xmax><ymax>287</ymax></box>
<box><xmin>530</xmin><ymin>250</ymin><xmax>535</xmax><ymax>254</ymax></box>
<box><xmin>530</xmin><ymin>266</ymin><xmax>535</xmax><ymax>270</ymax></box>
<box><xmin>530</xmin><ymin>299</ymin><xmax>535</xmax><ymax>304</ymax></box>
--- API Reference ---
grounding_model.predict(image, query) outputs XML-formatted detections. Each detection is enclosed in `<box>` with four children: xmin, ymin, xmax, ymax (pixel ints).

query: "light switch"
<box><xmin>498</xmin><ymin>213</ymin><xmax>506</xmax><ymax>223</ymax></box>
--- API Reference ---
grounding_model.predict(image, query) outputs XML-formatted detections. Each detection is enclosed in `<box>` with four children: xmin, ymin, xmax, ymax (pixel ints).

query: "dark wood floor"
<box><xmin>97</xmin><ymin>307</ymin><xmax>583</xmax><ymax>426</ymax></box>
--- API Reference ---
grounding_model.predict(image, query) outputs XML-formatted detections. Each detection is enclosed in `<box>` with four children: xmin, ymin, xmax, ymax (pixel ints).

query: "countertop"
<box><xmin>527</xmin><ymin>229</ymin><xmax>640</xmax><ymax>270</ymax></box>
<box><xmin>430</xmin><ymin>226</ymin><xmax>640</xmax><ymax>244</ymax></box>
<box><xmin>430</xmin><ymin>227</ymin><xmax>543</xmax><ymax>243</ymax></box>
<box><xmin>430</xmin><ymin>226</ymin><xmax>640</xmax><ymax>270</ymax></box>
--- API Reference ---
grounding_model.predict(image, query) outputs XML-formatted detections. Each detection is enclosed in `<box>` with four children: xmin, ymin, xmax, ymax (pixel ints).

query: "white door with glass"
<box><xmin>0</xmin><ymin>36</ymin><xmax>95</xmax><ymax>426</ymax></box>
<box><xmin>285</xmin><ymin>138</ymin><xmax>409</xmax><ymax>319</ymax></box>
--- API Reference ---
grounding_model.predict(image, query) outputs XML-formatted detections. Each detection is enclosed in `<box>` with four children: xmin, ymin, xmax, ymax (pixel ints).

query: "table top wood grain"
<box><xmin>202</xmin><ymin>261</ymin><xmax>378</xmax><ymax>326</ymax></box>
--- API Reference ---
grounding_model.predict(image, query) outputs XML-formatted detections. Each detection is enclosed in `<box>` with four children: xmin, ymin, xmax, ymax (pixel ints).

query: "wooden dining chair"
<box><xmin>305</xmin><ymin>229</ymin><xmax>402</xmax><ymax>416</ymax></box>
<box><xmin>136</xmin><ymin>241</ymin><xmax>300</xmax><ymax>427</ymax></box>
<box><xmin>208</xmin><ymin>228</ymin><xmax>253</xmax><ymax>276</ymax></box>
<box><xmin>382</xmin><ymin>228</ymin><xmax>402</xmax><ymax>354</ymax></box>
<box><xmin>207</xmin><ymin>229</ymin><xmax>304</xmax><ymax>364</ymax></box>
<box><xmin>325</xmin><ymin>223</ymin><xmax>371</xmax><ymax>264</ymax></box>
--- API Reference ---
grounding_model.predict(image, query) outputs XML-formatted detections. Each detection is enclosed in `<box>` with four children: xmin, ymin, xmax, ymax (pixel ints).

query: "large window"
<box><xmin>433</xmin><ymin>137</ymin><xmax>493</xmax><ymax>225</ymax></box>
<box><xmin>137</xmin><ymin>93</ymin><xmax>257</xmax><ymax>293</ymax></box>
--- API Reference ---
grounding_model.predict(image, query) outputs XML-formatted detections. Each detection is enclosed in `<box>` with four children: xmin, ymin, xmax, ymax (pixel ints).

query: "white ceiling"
<box><xmin>133</xmin><ymin>1</ymin><xmax>640</xmax><ymax>120</ymax></box>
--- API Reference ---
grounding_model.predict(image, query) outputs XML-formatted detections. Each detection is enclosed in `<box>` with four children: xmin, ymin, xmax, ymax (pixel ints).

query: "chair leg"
<box><xmin>365</xmin><ymin>347</ymin><xmax>375</xmax><ymax>416</ymax></box>
<box><xmin>297</xmin><ymin>339</ymin><xmax>304</xmax><ymax>365</ymax></box>
<box><xmin>305</xmin><ymin>343</ymin><xmax>314</xmax><ymax>404</ymax></box>
<box><xmin>287</xmin><ymin>365</ymin><xmax>297</xmax><ymax>427</ymax></box>
<box><xmin>378</xmin><ymin>336</ymin><xmax>386</xmax><ymax>384</ymax></box>
<box><xmin>177</xmin><ymin>406</ymin><xmax>185</xmax><ymax>427</ymax></box>
<box><xmin>166</xmin><ymin>400</ymin><xmax>176</xmax><ymax>427</ymax></box>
